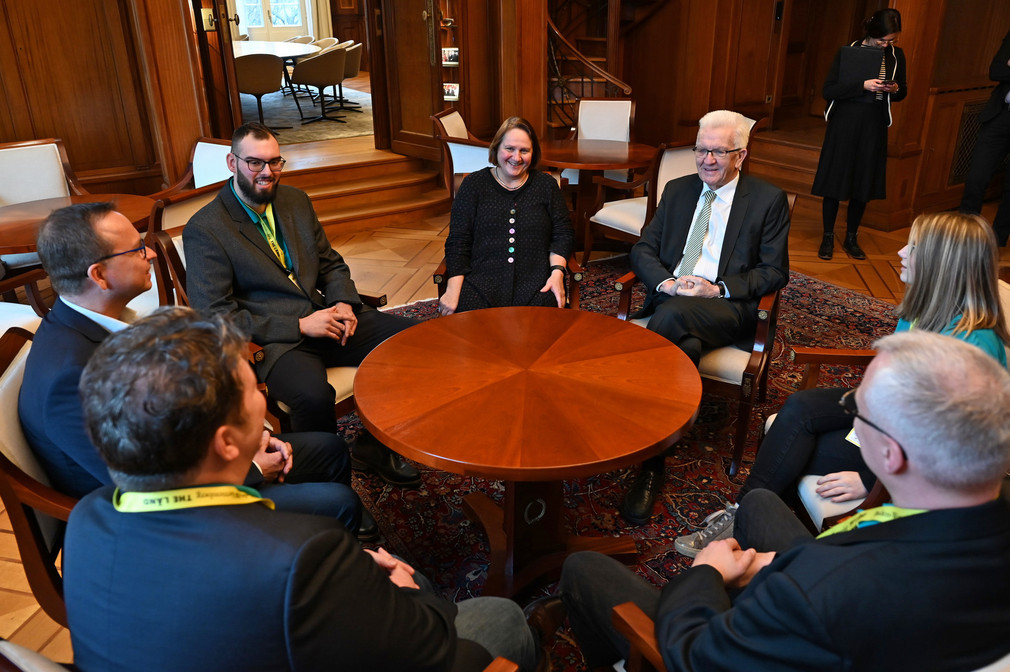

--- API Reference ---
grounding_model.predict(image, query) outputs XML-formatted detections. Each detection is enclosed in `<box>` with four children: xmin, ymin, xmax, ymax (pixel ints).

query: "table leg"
<box><xmin>462</xmin><ymin>480</ymin><xmax>639</xmax><ymax>597</ymax></box>
<box><xmin>572</xmin><ymin>169</ymin><xmax>601</xmax><ymax>253</ymax></box>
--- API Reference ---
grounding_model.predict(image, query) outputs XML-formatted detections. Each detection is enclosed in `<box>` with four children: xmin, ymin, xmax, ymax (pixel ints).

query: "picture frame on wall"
<box><xmin>443</xmin><ymin>82</ymin><xmax>459</xmax><ymax>101</ymax></box>
<box><xmin>441</xmin><ymin>47</ymin><xmax>459</xmax><ymax>67</ymax></box>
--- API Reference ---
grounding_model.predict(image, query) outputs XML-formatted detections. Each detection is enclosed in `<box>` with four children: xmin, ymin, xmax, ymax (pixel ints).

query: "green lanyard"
<box><xmin>113</xmin><ymin>484</ymin><xmax>275</xmax><ymax>513</ymax></box>
<box><xmin>231</xmin><ymin>181</ymin><xmax>299</xmax><ymax>288</ymax></box>
<box><xmin>817</xmin><ymin>504</ymin><xmax>924</xmax><ymax>538</ymax></box>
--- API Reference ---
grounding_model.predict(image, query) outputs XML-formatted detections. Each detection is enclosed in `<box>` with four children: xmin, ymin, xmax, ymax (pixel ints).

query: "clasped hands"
<box><xmin>253</xmin><ymin>430</ymin><xmax>293</xmax><ymax>483</ymax></box>
<box><xmin>693</xmin><ymin>538</ymin><xmax>776</xmax><ymax>590</ymax></box>
<box><xmin>366</xmin><ymin>547</ymin><xmax>420</xmax><ymax>589</ymax></box>
<box><xmin>299</xmin><ymin>302</ymin><xmax>357</xmax><ymax>345</ymax></box>
<box><xmin>659</xmin><ymin>276</ymin><xmax>721</xmax><ymax>298</ymax></box>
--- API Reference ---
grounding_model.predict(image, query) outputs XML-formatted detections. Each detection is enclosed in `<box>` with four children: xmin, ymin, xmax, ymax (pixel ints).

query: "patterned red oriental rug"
<box><xmin>342</xmin><ymin>257</ymin><xmax>898</xmax><ymax>670</ymax></box>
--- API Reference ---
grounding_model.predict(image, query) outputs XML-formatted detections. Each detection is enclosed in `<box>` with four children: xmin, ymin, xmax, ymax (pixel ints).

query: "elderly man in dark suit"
<box><xmin>555</xmin><ymin>332</ymin><xmax>1010</xmax><ymax>671</ymax></box>
<box><xmin>17</xmin><ymin>202</ymin><xmax>372</xmax><ymax>536</ymax></box>
<box><xmin>64</xmin><ymin>308</ymin><xmax>537</xmax><ymax>672</ymax></box>
<box><xmin>185</xmin><ymin>122</ymin><xmax>419</xmax><ymax>486</ymax></box>
<box><xmin>621</xmin><ymin>110</ymin><xmax>791</xmax><ymax>524</ymax></box>
<box><xmin>961</xmin><ymin>28</ymin><xmax>1010</xmax><ymax>246</ymax></box>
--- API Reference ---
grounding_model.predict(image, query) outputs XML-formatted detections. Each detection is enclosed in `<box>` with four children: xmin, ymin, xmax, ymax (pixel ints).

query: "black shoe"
<box><xmin>843</xmin><ymin>232</ymin><xmax>866</xmax><ymax>260</ymax></box>
<box><xmin>817</xmin><ymin>232</ymin><xmax>834</xmax><ymax>260</ymax></box>
<box><xmin>523</xmin><ymin>596</ymin><xmax>566</xmax><ymax>672</ymax></box>
<box><xmin>356</xmin><ymin>508</ymin><xmax>380</xmax><ymax>542</ymax></box>
<box><xmin>351</xmin><ymin>432</ymin><xmax>422</xmax><ymax>486</ymax></box>
<box><xmin>620</xmin><ymin>467</ymin><xmax>664</xmax><ymax>525</ymax></box>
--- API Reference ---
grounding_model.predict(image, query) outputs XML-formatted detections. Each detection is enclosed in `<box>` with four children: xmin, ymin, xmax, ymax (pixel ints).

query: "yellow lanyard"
<box><xmin>113</xmin><ymin>484</ymin><xmax>275</xmax><ymax>513</ymax></box>
<box><xmin>817</xmin><ymin>504</ymin><xmax>924</xmax><ymax>538</ymax></box>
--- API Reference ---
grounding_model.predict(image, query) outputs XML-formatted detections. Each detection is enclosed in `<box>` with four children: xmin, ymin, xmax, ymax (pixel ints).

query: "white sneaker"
<box><xmin>674</xmin><ymin>504</ymin><xmax>738</xmax><ymax>558</ymax></box>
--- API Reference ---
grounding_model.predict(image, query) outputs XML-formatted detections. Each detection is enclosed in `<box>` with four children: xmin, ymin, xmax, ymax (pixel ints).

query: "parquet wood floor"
<box><xmin>3</xmin><ymin>192</ymin><xmax>1005</xmax><ymax>664</ymax></box>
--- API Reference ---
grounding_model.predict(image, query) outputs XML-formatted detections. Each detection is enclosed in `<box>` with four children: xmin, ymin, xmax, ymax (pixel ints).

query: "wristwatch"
<box><xmin>717</xmin><ymin>281</ymin><xmax>727</xmax><ymax>298</ymax></box>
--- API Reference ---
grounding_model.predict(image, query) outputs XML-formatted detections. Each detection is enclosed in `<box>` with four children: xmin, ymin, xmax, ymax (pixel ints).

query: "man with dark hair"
<box><xmin>64</xmin><ymin>308</ymin><xmax>537</xmax><ymax>672</ymax></box>
<box><xmin>185</xmin><ymin>122</ymin><xmax>420</xmax><ymax>485</ymax></box>
<box><xmin>17</xmin><ymin>203</ymin><xmax>373</xmax><ymax>537</ymax></box>
<box><xmin>554</xmin><ymin>332</ymin><xmax>1010</xmax><ymax>671</ymax></box>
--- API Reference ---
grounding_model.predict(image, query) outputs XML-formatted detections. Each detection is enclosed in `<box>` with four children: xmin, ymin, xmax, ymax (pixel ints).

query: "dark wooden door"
<box><xmin>383</xmin><ymin>0</ymin><xmax>443</xmax><ymax>160</ymax></box>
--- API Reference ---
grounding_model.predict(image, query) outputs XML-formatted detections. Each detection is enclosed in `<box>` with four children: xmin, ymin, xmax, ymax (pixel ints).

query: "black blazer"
<box><xmin>980</xmin><ymin>29</ymin><xmax>1010</xmax><ymax>125</ymax></box>
<box><xmin>656</xmin><ymin>498</ymin><xmax>1010</xmax><ymax>671</ymax></box>
<box><xmin>66</xmin><ymin>487</ymin><xmax>493</xmax><ymax>672</ymax></box>
<box><xmin>630</xmin><ymin>173</ymin><xmax>790</xmax><ymax>316</ymax></box>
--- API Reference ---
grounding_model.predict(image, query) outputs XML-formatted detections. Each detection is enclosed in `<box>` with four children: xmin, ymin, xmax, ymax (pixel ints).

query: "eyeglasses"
<box><xmin>94</xmin><ymin>241</ymin><xmax>147</xmax><ymax>264</ymax></box>
<box><xmin>693</xmin><ymin>147</ymin><xmax>744</xmax><ymax>159</ymax></box>
<box><xmin>234</xmin><ymin>155</ymin><xmax>286</xmax><ymax>172</ymax></box>
<box><xmin>838</xmin><ymin>389</ymin><xmax>908</xmax><ymax>461</ymax></box>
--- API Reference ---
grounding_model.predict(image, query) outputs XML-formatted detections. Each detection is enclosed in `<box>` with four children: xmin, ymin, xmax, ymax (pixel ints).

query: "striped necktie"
<box><xmin>679</xmin><ymin>190</ymin><xmax>716</xmax><ymax>276</ymax></box>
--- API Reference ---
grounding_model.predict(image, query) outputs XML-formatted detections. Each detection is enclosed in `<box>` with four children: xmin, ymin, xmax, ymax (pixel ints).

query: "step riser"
<box><xmin>312</xmin><ymin>180</ymin><xmax>433</xmax><ymax>211</ymax></box>
<box><xmin>286</xmin><ymin>158</ymin><xmax>423</xmax><ymax>190</ymax></box>
<box><xmin>320</xmin><ymin>198</ymin><xmax>449</xmax><ymax>235</ymax></box>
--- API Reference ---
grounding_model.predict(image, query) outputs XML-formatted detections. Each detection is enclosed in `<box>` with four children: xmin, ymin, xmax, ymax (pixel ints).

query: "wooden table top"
<box><xmin>539</xmin><ymin>139</ymin><xmax>657</xmax><ymax>171</ymax></box>
<box><xmin>0</xmin><ymin>194</ymin><xmax>156</xmax><ymax>254</ymax></box>
<box><xmin>354</xmin><ymin>306</ymin><xmax>701</xmax><ymax>481</ymax></box>
<box><xmin>233</xmin><ymin>40</ymin><xmax>320</xmax><ymax>60</ymax></box>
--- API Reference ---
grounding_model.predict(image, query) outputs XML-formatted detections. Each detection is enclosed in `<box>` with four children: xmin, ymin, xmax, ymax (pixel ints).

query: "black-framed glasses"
<box><xmin>234</xmin><ymin>155</ymin><xmax>286</xmax><ymax>172</ymax></box>
<box><xmin>94</xmin><ymin>241</ymin><xmax>147</xmax><ymax>264</ymax></box>
<box><xmin>693</xmin><ymin>147</ymin><xmax>743</xmax><ymax>159</ymax></box>
<box><xmin>839</xmin><ymin>389</ymin><xmax>908</xmax><ymax>460</ymax></box>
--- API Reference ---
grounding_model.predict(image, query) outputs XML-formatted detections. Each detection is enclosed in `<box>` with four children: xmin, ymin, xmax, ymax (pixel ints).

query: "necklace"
<box><xmin>494</xmin><ymin>166</ymin><xmax>528</xmax><ymax>191</ymax></box>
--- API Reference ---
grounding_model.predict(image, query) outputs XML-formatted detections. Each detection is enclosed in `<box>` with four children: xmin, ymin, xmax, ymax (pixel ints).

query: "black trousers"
<box><xmin>263</xmin><ymin>306</ymin><xmax>416</xmax><ymax>433</ymax></box>
<box><xmin>961</xmin><ymin>104</ymin><xmax>1010</xmax><ymax>242</ymax></box>
<box><xmin>645</xmin><ymin>295</ymin><xmax>753</xmax><ymax>365</ymax></box>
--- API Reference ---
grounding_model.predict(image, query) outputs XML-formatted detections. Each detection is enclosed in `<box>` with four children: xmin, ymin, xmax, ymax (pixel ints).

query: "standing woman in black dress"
<box><xmin>812</xmin><ymin>9</ymin><xmax>906</xmax><ymax>260</ymax></box>
<box><xmin>439</xmin><ymin>116</ymin><xmax>574</xmax><ymax>315</ymax></box>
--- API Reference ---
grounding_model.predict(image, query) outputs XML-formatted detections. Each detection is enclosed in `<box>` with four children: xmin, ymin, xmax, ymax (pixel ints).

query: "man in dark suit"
<box><xmin>64</xmin><ymin>308</ymin><xmax>537</xmax><ymax>672</ymax></box>
<box><xmin>555</xmin><ymin>331</ymin><xmax>1010</xmax><ymax>671</ymax></box>
<box><xmin>961</xmin><ymin>28</ymin><xmax>1010</xmax><ymax>245</ymax></box>
<box><xmin>185</xmin><ymin>122</ymin><xmax>420</xmax><ymax>486</ymax></box>
<box><xmin>622</xmin><ymin>110</ymin><xmax>790</xmax><ymax>524</ymax></box>
<box><xmin>18</xmin><ymin>202</ymin><xmax>372</xmax><ymax>537</ymax></box>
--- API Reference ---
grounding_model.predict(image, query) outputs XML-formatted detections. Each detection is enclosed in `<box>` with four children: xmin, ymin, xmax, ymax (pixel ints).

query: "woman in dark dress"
<box><xmin>439</xmin><ymin>117</ymin><xmax>573</xmax><ymax>315</ymax></box>
<box><xmin>812</xmin><ymin>9</ymin><xmax>906</xmax><ymax>260</ymax></box>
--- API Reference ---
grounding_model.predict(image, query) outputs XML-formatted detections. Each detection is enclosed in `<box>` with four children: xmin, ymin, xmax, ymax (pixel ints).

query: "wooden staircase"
<box><xmin>281</xmin><ymin>139</ymin><xmax>450</xmax><ymax>236</ymax></box>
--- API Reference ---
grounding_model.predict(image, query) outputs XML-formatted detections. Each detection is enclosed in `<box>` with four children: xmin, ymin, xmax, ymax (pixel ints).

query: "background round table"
<box><xmin>354</xmin><ymin>306</ymin><xmax>701</xmax><ymax>595</ymax></box>
<box><xmin>0</xmin><ymin>194</ymin><xmax>155</xmax><ymax>254</ymax></box>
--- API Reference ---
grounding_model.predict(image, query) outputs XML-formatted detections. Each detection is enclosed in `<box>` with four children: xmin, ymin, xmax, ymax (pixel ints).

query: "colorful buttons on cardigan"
<box><xmin>509</xmin><ymin>228</ymin><xmax>515</xmax><ymax>234</ymax></box>
<box><xmin>508</xmin><ymin>247</ymin><xmax>515</xmax><ymax>253</ymax></box>
<box><xmin>508</xmin><ymin>257</ymin><xmax>514</xmax><ymax>263</ymax></box>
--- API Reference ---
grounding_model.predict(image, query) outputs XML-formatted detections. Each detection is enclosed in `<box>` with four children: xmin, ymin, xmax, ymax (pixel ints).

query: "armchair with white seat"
<box><xmin>0</xmin><ymin>138</ymin><xmax>88</xmax><ymax>316</ymax></box>
<box><xmin>561</xmin><ymin>98</ymin><xmax>637</xmax><ymax>188</ymax></box>
<box><xmin>430</xmin><ymin>108</ymin><xmax>494</xmax><ymax>200</ymax></box>
<box><xmin>148</xmin><ymin>137</ymin><xmax>232</xmax><ymax>199</ymax></box>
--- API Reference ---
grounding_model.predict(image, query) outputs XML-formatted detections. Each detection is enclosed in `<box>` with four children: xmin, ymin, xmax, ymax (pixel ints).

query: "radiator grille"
<box><xmin>951</xmin><ymin>100</ymin><xmax>1010</xmax><ymax>187</ymax></box>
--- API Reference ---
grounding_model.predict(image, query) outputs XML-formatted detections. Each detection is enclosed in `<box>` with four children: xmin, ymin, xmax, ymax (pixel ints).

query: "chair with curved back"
<box><xmin>0</xmin><ymin>324</ymin><xmax>76</xmax><ymax>629</ymax></box>
<box><xmin>149</xmin><ymin>137</ymin><xmax>232</xmax><ymax>199</ymax></box>
<box><xmin>234</xmin><ymin>54</ymin><xmax>288</xmax><ymax>131</ymax></box>
<box><xmin>582</xmin><ymin>140</ymin><xmax>697</xmax><ymax>266</ymax></box>
<box><xmin>430</xmin><ymin>108</ymin><xmax>493</xmax><ymax>200</ymax></box>
<box><xmin>291</xmin><ymin>47</ymin><xmax>348</xmax><ymax>124</ymax></box>
<box><xmin>334</xmin><ymin>43</ymin><xmax>363</xmax><ymax>112</ymax></box>
<box><xmin>560</xmin><ymin>98</ymin><xmax>637</xmax><ymax>188</ymax></box>
<box><xmin>612</xmin><ymin>192</ymin><xmax>796</xmax><ymax>477</ymax></box>
<box><xmin>310</xmin><ymin>37</ymin><xmax>338</xmax><ymax>51</ymax></box>
<box><xmin>0</xmin><ymin>138</ymin><xmax>88</xmax><ymax>316</ymax></box>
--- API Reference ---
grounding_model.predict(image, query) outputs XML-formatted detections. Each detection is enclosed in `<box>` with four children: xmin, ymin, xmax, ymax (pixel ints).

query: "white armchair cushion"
<box><xmin>698</xmin><ymin>346</ymin><xmax>749</xmax><ymax>385</ymax></box>
<box><xmin>0</xmin><ymin>325</ymin><xmax>49</xmax><ymax>486</ymax></box>
<box><xmin>440</xmin><ymin>111</ymin><xmax>469</xmax><ymax>139</ymax></box>
<box><xmin>0</xmin><ymin>143</ymin><xmax>70</xmax><ymax>206</ymax></box>
<box><xmin>191</xmin><ymin>142</ymin><xmax>233</xmax><ymax>189</ymax></box>
<box><xmin>447</xmin><ymin>142</ymin><xmax>492</xmax><ymax>175</ymax></box>
<box><xmin>589</xmin><ymin>196</ymin><xmax>648</xmax><ymax>236</ymax></box>
<box><xmin>798</xmin><ymin>474</ymin><xmax>867</xmax><ymax>531</ymax></box>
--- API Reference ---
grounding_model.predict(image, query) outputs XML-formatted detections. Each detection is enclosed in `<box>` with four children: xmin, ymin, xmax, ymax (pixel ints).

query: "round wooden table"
<box><xmin>0</xmin><ymin>194</ymin><xmax>156</xmax><ymax>254</ymax></box>
<box><xmin>354</xmin><ymin>306</ymin><xmax>701</xmax><ymax>596</ymax></box>
<box><xmin>539</xmin><ymin>139</ymin><xmax>657</xmax><ymax>246</ymax></box>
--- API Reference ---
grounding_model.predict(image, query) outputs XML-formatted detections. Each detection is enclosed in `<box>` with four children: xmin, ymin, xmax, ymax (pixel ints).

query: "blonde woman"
<box><xmin>677</xmin><ymin>211</ymin><xmax>1009</xmax><ymax>557</ymax></box>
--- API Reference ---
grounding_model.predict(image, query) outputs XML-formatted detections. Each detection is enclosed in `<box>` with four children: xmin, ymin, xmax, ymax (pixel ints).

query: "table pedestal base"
<box><xmin>462</xmin><ymin>481</ymin><xmax>639</xmax><ymax>598</ymax></box>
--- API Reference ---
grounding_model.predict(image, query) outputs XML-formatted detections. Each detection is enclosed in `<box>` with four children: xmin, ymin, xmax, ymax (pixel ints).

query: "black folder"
<box><xmin>839</xmin><ymin>45</ymin><xmax>885</xmax><ymax>85</ymax></box>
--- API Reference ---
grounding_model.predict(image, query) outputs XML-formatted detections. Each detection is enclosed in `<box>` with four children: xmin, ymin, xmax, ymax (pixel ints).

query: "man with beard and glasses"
<box><xmin>184</xmin><ymin>123</ymin><xmax>420</xmax><ymax>488</ymax></box>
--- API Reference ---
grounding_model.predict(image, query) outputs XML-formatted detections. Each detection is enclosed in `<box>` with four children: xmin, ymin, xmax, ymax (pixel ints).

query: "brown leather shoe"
<box><xmin>523</xmin><ymin>596</ymin><xmax>566</xmax><ymax>672</ymax></box>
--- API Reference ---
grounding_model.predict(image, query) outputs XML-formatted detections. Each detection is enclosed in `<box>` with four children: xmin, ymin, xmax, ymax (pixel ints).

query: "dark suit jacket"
<box><xmin>630</xmin><ymin>173</ymin><xmax>790</xmax><ymax>339</ymax></box>
<box><xmin>17</xmin><ymin>299</ymin><xmax>272</xmax><ymax>498</ymax></box>
<box><xmin>981</xmin><ymin>29</ymin><xmax>1010</xmax><ymax>124</ymax></box>
<box><xmin>184</xmin><ymin>182</ymin><xmax>361</xmax><ymax>378</ymax></box>
<box><xmin>65</xmin><ymin>487</ymin><xmax>492</xmax><ymax>672</ymax></box>
<box><xmin>656</xmin><ymin>498</ymin><xmax>1010</xmax><ymax>671</ymax></box>
<box><xmin>17</xmin><ymin>299</ymin><xmax>112</xmax><ymax>498</ymax></box>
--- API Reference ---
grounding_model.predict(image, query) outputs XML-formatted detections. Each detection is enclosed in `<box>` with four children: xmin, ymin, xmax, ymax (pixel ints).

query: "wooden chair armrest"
<box><xmin>360</xmin><ymin>292</ymin><xmax>387</xmax><ymax>308</ymax></box>
<box><xmin>612</xmin><ymin>601</ymin><xmax>665</xmax><ymax>672</ymax></box>
<box><xmin>445</xmin><ymin>136</ymin><xmax>492</xmax><ymax>150</ymax></box>
<box><xmin>592</xmin><ymin>172</ymin><xmax>651</xmax><ymax>192</ymax></box>
<box><xmin>482</xmin><ymin>657</ymin><xmax>519</xmax><ymax>672</ymax></box>
<box><xmin>791</xmin><ymin>347</ymin><xmax>877</xmax><ymax>390</ymax></box>
<box><xmin>432</xmin><ymin>258</ymin><xmax>449</xmax><ymax>298</ymax></box>
<box><xmin>615</xmin><ymin>271</ymin><xmax>640</xmax><ymax>321</ymax></box>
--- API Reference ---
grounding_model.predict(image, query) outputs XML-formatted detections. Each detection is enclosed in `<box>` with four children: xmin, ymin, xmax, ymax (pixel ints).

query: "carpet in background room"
<box><xmin>344</xmin><ymin>256</ymin><xmax>897</xmax><ymax>670</ymax></box>
<box><xmin>240</xmin><ymin>87</ymin><xmax>373</xmax><ymax>144</ymax></box>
